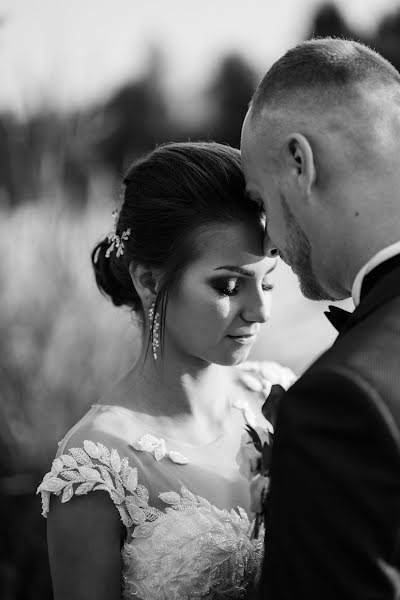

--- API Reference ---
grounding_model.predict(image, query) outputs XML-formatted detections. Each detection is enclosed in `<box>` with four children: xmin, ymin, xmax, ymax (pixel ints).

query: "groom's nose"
<box><xmin>264</xmin><ymin>234</ymin><xmax>279</xmax><ymax>258</ymax></box>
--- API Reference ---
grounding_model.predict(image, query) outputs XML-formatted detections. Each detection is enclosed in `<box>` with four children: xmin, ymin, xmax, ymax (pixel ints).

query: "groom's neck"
<box><xmin>343</xmin><ymin>231</ymin><xmax>400</xmax><ymax>294</ymax></box>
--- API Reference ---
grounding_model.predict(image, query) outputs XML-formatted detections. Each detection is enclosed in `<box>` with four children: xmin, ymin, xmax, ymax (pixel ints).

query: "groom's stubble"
<box><xmin>280</xmin><ymin>194</ymin><xmax>336</xmax><ymax>301</ymax></box>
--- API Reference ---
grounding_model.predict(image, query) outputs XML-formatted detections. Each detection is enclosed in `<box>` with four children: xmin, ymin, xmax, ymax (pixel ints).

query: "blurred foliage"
<box><xmin>206</xmin><ymin>54</ymin><xmax>258</xmax><ymax>147</ymax></box>
<box><xmin>2</xmin><ymin>3</ymin><xmax>400</xmax><ymax>597</ymax></box>
<box><xmin>307</xmin><ymin>3</ymin><xmax>355</xmax><ymax>38</ymax></box>
<box><xmin>96</xmin><ymin>50</ymin><xmax>170</xmax><ymax>175</ymax></box>
<box><xmin>0</xmin><ymin>50</ymin><xmax>258</xmax><ymax>208</ymax></box>
<box><xmin>0</xmin><ymin>198</ymin><xmax>140</xmax><ymax>599</ymax></box>
<box><xmin>306</xmin><ymin>2</ymin><xmax>400</xmax><ymax>74</ymax></box>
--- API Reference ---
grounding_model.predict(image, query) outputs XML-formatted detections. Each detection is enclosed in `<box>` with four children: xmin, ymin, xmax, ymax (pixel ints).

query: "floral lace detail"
<box><xmin>130</xmin><ymin>434</ymin><xmax>189</xmax><ymax>464</ymax></box>
<box><xmin>122</xmin><ymin>492</ymin><xmax>263</xmax><ymax>599</ymax></box>
<box><xmin>37</xmin><ymin>440</ymin><xmax>164</xmax><ymax>528</ymax></box>
<box><xmin>38</xmin><ymin>440</ymin><xmax>264</xmax><ymax>599</ymax></box>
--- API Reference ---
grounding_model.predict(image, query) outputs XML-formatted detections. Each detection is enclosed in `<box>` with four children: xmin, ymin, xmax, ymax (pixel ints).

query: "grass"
<box><xmin>0</xmin><ymin>187</ymin><xmax>140</xmax><ymax>471</ymax></box>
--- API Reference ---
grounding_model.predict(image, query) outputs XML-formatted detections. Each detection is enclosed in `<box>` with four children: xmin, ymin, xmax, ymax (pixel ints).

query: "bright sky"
<box><xmin>1</xmin><ymin>0</ymin><xmax>400</xmax><ymax>116</ymax></box>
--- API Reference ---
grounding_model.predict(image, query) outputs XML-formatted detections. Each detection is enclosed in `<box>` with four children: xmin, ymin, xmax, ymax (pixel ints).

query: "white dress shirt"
<box><xmin>352</xmin><ymin>241</ymin><xmax>400</xmax><ymax>307</ymax></box>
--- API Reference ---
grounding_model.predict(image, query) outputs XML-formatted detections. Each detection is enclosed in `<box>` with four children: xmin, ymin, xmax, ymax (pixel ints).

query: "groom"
<box><xmin>241</xmin><ymin>38</ymin><xmax>400</xmax><ymax>598</ymax></box>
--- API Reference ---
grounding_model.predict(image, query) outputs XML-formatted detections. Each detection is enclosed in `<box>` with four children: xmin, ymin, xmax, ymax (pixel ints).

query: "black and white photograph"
<box><xmin>2</xmin><ymin>0</ymin><xmax>400</xmax><ymax>598</ymax></box>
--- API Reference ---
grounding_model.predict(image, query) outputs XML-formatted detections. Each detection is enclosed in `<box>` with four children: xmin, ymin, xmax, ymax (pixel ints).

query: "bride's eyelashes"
<box><xmin>212</xmin><ymin>277</ymin><xmax>240</xmax><ymax>297</ymax></box>
<box><xmin>210</xmin><ymin>277</ymin><xmax>274</xmax><ymax>297</ymax></box>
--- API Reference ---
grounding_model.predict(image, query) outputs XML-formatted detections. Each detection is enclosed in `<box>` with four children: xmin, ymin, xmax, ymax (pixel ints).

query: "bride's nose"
<box><xmin>241</xmin><ymin>291</ymin><xmax>271</xmax><ymax>324</ymax></box>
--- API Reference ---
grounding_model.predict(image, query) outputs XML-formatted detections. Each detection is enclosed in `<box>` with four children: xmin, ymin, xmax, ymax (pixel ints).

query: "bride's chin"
<box><xmin>215</xmin><ymin>347</ymin><xmax>253</xmax><ymax>367</ymax></box>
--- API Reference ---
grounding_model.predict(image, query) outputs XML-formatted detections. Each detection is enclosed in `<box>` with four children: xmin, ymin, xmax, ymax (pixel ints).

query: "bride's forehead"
<box><xmin>193</xmin><ymin>223</ymin><xmax>264</xmax><ymax>258</ymax></box>
<box><xmin>187</xmin><ymin>228</ymin><xmax>275</xmax><ymax>274</ymax></box>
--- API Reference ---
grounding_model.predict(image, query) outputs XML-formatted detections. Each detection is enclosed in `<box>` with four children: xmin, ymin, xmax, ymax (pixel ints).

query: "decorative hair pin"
<box><xmin>105</xmin><ymin>209</ymin><xmax>131</xmax><ymax>258</ymax></box>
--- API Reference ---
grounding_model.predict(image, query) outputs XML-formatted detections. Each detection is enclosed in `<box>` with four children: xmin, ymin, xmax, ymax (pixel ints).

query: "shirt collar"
<box><xmin>352</xmin><ymin>241</ymin><xmax>400</xmax><ymax>307</ymax></box>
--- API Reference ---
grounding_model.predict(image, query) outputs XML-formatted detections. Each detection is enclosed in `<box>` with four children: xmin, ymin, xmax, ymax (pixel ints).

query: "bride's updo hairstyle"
<box><xmin>92</xmin><ymin>141</ymin><xmax>262</xmax><ymax>343</ymax></box>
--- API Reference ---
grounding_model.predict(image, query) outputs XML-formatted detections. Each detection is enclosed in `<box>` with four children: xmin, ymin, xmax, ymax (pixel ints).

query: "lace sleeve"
<box><xmin>36</xmin><ymin>440</ymin><xmax>164</xmax><ymax>531</ymax></box>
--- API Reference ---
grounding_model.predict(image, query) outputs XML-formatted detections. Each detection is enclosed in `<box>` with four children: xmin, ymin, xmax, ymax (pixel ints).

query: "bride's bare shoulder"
<box><xmin>57</xmin><ymin>399</ymin><xmax>148</xmax><ymax>457</ymax></box>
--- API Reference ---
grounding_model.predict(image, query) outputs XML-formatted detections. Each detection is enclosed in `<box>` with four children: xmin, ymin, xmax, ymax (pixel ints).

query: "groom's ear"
<box><xmin>282</xmin><ymin>133</ymin><xmax>316</xmax><ymax>198</ymax></box>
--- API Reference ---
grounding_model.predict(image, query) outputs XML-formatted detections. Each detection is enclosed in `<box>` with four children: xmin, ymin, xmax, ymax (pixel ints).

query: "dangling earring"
<box><xmin>148</xmin><ymin>301</ymin><xmax>160</xmax><ymax>361</ymax></box>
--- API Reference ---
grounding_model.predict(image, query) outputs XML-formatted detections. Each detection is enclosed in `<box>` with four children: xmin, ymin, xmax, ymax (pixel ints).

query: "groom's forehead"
<box><xmin>243</xmin><ymin>127</ymin><xmax>275</xmax><ymax>171</ymax></box>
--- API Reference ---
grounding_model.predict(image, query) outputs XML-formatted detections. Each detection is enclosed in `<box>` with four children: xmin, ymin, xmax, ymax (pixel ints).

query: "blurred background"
<box><xmin>1</xmin><ymin>0</ymin><xmax>400</xmax><ymax>596</ymax></box>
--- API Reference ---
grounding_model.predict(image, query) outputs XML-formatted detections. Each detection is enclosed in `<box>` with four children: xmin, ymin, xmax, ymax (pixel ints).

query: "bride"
<box><xmin>38</xmin><ymin>141</ymin><xmax>295</xmax><ymax>600</ymax></box>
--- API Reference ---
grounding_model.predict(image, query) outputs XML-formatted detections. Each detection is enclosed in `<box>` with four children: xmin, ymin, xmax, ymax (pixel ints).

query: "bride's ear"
<box><xmin>128</xmin><ymin>261</ymin><xmax>162</xmax><ymax>307</ymax></box>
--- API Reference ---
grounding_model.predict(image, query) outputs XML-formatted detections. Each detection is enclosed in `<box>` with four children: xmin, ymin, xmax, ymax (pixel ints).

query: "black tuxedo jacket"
<box><xmin>259</xmin><ymin>257</ymin><xmax>400</xmax><ymax>599</ymax></box>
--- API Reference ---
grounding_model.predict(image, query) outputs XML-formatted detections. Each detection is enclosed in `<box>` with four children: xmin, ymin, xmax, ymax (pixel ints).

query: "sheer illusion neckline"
<box><xmin>90</xmin><ymin>403</ymin><xmax>240</xmax><ymax>450</ymax></box>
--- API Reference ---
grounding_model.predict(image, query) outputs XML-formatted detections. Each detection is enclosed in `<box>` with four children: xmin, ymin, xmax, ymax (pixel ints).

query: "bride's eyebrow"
<box><xmin>213</xmin><ymin>261</ymin><xmax>277</xmax><ymax>277</ymax></box>
<box><xmin>213</xmin><ymin>266</ymin><xmax>255</xmax><ymax>277</ymax></box>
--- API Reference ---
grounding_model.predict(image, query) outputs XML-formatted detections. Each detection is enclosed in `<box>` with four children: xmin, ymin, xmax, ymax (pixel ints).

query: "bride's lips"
<box><xmin>227</xmin><ymin>333</ymin><xmax>257</xmax><ymax>345</ymax></box>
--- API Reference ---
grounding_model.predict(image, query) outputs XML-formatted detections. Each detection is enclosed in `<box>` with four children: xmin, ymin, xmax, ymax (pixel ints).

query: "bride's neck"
<box><xmin>129</xmin><ymin>352</ymin><xmax>233</xmax><ymax>425</ymax></box>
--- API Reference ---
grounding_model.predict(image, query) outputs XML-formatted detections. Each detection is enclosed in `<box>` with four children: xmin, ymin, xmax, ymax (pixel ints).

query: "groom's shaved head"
<box><xmin>247</xmin><ymin>38</ymin><xmax>400</xmax><ymax>166</ymax></box>
<box><xmin>241</xmin><ymin>38</ymin><xmax>400</xmax><ymax>300</ymax></box>
<box><xmin>245</xmin><ymin>37</ymin><xmax>400</xmax><ymax>184</ymax></box>
<box><xmin>250</xmin><ymin>37</ymin><xmax>400</xmax><ymax>117</ymax></box>
<box><xmin>245</xmin><ymin>39</ymin><xmax>400</xmax><ymax>193</ymax></box>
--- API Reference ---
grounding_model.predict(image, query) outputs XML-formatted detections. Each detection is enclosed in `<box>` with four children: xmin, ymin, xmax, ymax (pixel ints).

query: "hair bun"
<box><xmin>91</xmin><ymin>238</ymin><xmax>140</xmax><ymax>310</ymax></box>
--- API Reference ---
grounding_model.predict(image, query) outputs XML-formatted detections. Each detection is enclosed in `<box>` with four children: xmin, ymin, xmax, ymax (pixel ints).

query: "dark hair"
<box><xmin>92</xmin><ymin>141</ymin><xmax>262</xmax><ymax>327</ymax></box>
<box><xmin>251</xmin><ymin>37</ymin><xmax>400</xmax><ymax>115</ymax></box>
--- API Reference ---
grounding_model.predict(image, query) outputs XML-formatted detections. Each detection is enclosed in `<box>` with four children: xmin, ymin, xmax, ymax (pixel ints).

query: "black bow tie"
<box><xmin>324</xmin><ymin>305</ymin><xmax>352</xmax><ymax>332</ymax></box>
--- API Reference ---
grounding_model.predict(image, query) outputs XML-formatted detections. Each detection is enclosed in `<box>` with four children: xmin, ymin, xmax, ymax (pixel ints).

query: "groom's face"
<box><xmin>241</xmin><ymin>116</ymin><xmax>334</xmax><ymax>301</ymax></box>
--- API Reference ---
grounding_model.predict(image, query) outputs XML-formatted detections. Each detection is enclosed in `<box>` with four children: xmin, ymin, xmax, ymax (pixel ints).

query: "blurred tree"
<box><xmin>96</xmin><ymin>49</ymin><xmax>169</xmax><ymax>176</ymax></box>
<box><xmin>0</xmin><ymin>109</ymin><xmax>99</xmax><ymax>208</ymax></box>
<box><xmin>307</xmin><ymin>3</ymin><xmax>400</xmax><ymax>76</ymax></box>
<box><xmin>205</xmin><ymin>54</ymin><xmax>257</xmax><ymax>147</ymax></box>
<box><xmin>374</xmin><ymin>9</ymin><xmax>400</xmax><ymax>72</ymax></box>
<box><xmin>307</xmin><ymin>3</ymin><xmax>354</xmax><ymax>39</ymax></box>
<box><xmin>0</xmin><ymin>117</ymin><xmax>17</xmax><ymax>206</ymax></box>
<box><xmin>58</xmin><ymin>110</ymin><xmax>103</xmax><ymax>209</ymax></box>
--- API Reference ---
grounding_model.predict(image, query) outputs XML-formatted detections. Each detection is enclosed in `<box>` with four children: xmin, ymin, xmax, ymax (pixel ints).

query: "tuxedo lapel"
<box><xmin>340</xmin><ymin>261</ymin><xmax>400</xmax><ymax>336</ymax></box>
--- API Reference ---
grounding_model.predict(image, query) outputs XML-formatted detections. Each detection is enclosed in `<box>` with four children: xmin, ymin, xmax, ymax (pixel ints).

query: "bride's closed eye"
<box><xmin>212</xmin><ymin>277</ymin><xmax>241</xmax><ymax>297</ymax></box>
<box><xmin>211</xmin><ymin>277</ymin><xmax>274</xmax><ymax>297</ymax></box>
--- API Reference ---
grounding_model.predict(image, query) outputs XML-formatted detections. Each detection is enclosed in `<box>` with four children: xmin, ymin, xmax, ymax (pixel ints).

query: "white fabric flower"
<box><xmin>238</xmin><ymin>360</ymin><xmax>297</xmax><ymax>394</ymax></box>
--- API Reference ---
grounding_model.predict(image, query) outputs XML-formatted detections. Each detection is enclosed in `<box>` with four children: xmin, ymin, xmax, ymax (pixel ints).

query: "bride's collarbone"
<box><xmin>95</xmin><ymin>371</ymin><xmax>257</xmax><ymax>446</ymax></box>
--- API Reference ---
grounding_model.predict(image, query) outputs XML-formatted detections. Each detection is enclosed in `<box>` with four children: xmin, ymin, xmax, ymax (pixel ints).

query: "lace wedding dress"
<box><xmin>38</xmin><ymin>361</ymin><xmax>295</xmax><ymax>600</ymax></box>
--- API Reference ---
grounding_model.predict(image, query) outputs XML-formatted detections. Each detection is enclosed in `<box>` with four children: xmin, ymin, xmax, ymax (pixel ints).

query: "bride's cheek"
<box><xmin>212</xmin><ymin>297</ymin><xmax>232</xmax><ymax>321</ymax></box>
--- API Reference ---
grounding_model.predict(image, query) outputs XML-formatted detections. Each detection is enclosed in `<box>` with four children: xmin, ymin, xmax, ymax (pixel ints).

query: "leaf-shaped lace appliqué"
<box><xmin>158</xmin><ymin>486</ymin><xmax>224</xmax><ymax>514</ymax></box>
<box><xmin>129</xmin><ymin>434</ymin><xmax>189</xmax><ymax>465</ymax></box>
<box><xmin>37</xmin><ymin>440</ymin><xmax>164</xmax><ymax>529</ymax></box>
<box><xmin>38</xmin><ymin>441</ymin><xmax>265</xmax><ymax>599</ymax></box>
<box><xmin>122</xmin><ymin>488</ymin><xmax>264</xmax><ymax>600</ymax></box>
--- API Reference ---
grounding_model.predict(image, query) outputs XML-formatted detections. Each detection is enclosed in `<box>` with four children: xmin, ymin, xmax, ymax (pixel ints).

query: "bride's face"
<box><xmin>164</xmin><ymin>222</ymin><xmax>277</xmax><ymax>366</ymax></box>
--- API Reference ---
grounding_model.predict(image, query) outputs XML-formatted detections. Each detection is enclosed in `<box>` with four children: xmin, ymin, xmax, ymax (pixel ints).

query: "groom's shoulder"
<box><xmin>317</xmin><ymin>295</ymin><xmax>400</xmax><ymax>375</ymax></box>
<box><xmin>296</xmin><ymin>298</ymin><xmax>400</xmax><ymax>425</ymax></box>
